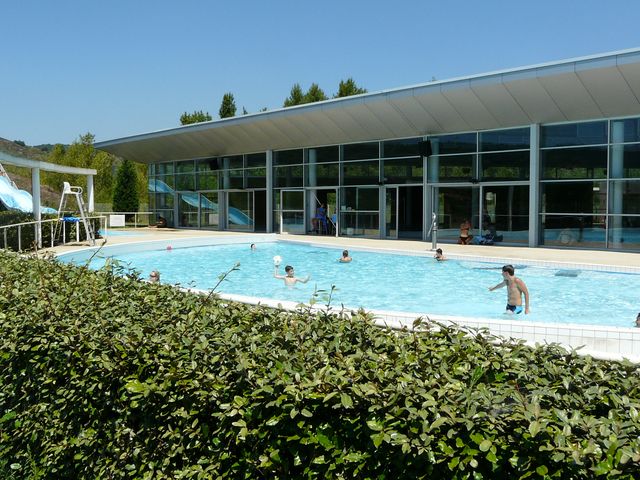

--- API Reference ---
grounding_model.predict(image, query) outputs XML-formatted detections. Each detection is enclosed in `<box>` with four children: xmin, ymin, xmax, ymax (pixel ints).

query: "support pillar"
<box><xmin>528</xmin><ymin>124</ymin><xmax>540</xmax><ymax>247</ymax></box>
<box><xmin>266</xmin><ymin>150</ymin><xmax>273</xmax><ymax>233</ymax></box>
<box><xmin>31</xmin><ymin>167</ymin><xmax>41</xmax><ymax>248</ymax></box>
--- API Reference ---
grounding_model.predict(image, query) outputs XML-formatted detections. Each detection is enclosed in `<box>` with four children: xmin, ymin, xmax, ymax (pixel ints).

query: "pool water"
<box><xmin>60</xmin><ymin>241</ymin><xmax>640</xmax><ymax>328</ymax></box>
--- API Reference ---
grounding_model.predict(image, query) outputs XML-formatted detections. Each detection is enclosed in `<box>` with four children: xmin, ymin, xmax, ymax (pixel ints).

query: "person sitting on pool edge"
<box><xmin>339</xmin><ymin>250</ymin><xmax>352</xmax><ymax>263</ymax></box>
<box><xmin>434</xmin><ymin>248</ymin><xmax>447</xmax><ymax>261</ymax></box>
<box><xmin>274</xmin><ymin>264</ymin><xmax>310</xmax><ymax>286</ymax></box>
<box><xmin>488</xmin><ymin>264</ymin><xmax>530</xmax><ymax>314</ymax></box>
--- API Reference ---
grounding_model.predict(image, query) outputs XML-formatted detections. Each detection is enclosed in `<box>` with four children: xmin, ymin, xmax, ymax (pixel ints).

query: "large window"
<box><xmin>339</xmin><ymin>187</ymin><xmax>379</xmax><ymax>237</ymax></box>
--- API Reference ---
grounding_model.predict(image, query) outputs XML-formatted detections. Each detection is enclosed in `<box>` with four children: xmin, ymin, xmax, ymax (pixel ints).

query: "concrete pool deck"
<box><xmin>45</xmin><ymin>228</ymin><xmax>640</xmax><ymax>362</ymax></box>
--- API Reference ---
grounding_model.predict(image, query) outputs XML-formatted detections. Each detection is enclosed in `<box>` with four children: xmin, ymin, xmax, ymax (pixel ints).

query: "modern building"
<box><xmin>96</xmin><ymin>48</ymin><xmax>640</xmax><ymax>251</ymax></box>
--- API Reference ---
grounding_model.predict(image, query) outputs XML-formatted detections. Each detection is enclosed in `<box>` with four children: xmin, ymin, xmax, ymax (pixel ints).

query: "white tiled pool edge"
<box><xmin>57</xmin><ymin>234</ymin><xmax>640</xmax><ymax>363</ymax></box>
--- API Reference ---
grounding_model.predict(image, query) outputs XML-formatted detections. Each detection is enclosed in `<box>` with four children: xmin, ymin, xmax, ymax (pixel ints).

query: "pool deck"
<box><xmin>44</xmin><ymin>228</ymin><xmax>640</xmax><ymax>363</ymax></box>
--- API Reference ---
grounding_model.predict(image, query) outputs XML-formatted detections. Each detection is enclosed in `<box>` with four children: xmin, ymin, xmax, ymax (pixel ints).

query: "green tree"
<box><xmin>112</xmin><ymin>159</ymin><xmax>139</xmax><ymax>216</ymax></box>
<box><xmin>304</xmin><ymin>83</ymin><xmax>328</xmax><ymax>103</ymax></box>
<box><xmin>283</xmin><ymin>83</ymin><xmax>305</xmax><ymax>107</ymax></box>
<box><xmin>219</xmin><ymin>93</ymin><xmax>237</xmax><ymax>118</ymax></box>
<box><xmin>334</xmin><ymin>77</ymin><xmax>367</xmax><ymax>98</ymax></box>
<box><xmin>180</xmin><ymin>110</ymin><xmax>212</xmax><ymax>125</ymax></box>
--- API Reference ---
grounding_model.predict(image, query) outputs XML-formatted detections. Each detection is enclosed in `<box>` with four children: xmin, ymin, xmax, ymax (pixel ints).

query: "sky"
<box><xmin>2</xmin><ymin>0</ymin><xmax>640</xmax><ymax>146</ymax></box>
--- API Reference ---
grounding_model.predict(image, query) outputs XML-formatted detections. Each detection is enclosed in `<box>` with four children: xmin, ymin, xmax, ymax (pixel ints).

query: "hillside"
<box><xmin>0</xmin><ymin>137</ymin><xmax>62</xmax><ymax>208</ymax></box>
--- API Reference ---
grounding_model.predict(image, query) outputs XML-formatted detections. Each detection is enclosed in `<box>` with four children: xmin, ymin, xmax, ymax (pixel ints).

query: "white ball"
<box><xmin>273</xmin><ymin>255</ymin><xmax>282</xmax><ymax>266</ymax></box>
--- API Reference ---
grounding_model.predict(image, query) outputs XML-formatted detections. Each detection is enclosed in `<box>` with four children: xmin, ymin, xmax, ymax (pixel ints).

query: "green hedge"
<box><xmin>1</xmin><ymin>250</ymin><xmax>639</xmax><ymax>479</ymax></box>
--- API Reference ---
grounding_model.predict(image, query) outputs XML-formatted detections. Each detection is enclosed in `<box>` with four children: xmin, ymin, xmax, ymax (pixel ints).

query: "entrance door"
<box><xmin>308</xmin><ymin>188</ymin><xmax>338</xmax><ymax>235</ymax></box>
<box><xmin>227</xmin><ymin>191</ymin><xmax>254</xmax><ymax>231</ymax></box>
<box><xmin>398</xmin><ymin>186</ymin><xmax>423</xmax><ymax>239</ymax></box>
<box><xmin>280</xmin><ymin>189</ymin><xmax>305</xmax><ymax>234</ymax></box>
<box><xmin>385</xmin><ymin>187</ymin><xmax>398</xmax><ymax>239</ymax></box>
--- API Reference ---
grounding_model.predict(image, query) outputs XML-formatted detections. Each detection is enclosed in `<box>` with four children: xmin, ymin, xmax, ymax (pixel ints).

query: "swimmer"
<box><xmin>434</xmin><ymin>248</ymin><xmax>447</xmax><ymax>261</ymax></box>
<box><xmin>488</xmin><ymin>264</ymin><xmax>530</xmax><ymax>314</ymax></box>
<box><xmin>636</xmin><ymin>313</ymin><xmax>640</xmax><ymax>328</ymax></box>
<box><xmin>250</xmin><ymin>243</ymin><xmax>256</xmax><ymax>250</ymax></box>
<box><xmin>274</xmin><ymin>265</ymin><xmax>310</xmax><ymax>286</ymax></box>
<box><xmin>149</xmin><ymin>270</ymin><xmax>160</xmax><ymax>283</ymax></box>
<box><xmin>339</xmin><ymin>250</ymin><xmax>352</xmax><ymax>263</ymax></box>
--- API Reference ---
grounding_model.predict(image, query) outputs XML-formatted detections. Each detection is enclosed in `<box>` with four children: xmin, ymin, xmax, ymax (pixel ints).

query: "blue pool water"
<box><xmin>59</xmin><ymin>241</ymin><xmax>640</xmax><ymax>328</ymax></box>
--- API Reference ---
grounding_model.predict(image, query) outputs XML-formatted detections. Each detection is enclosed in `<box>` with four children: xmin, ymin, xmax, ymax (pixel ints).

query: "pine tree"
<box><xmin>335</xmin><ymin>78</ymin><xmax>367</xmax><ymax>98</ymax></box>
<box><xmin>180</xmin><ymin>110</ymin><xmax>212</xmax><ymax>125</ymax></box>
<box><xmin>112</xmin><ymin>159</ymin><xmax>139</xmax><ymax>217</ymax></box>
<box><xmin>219</xmin><ymin>93</ymin><xmax>237</xmax><ymax>118</ymax></box>
<box><xmin>304</xmin><ymin>83</ymin><xmax>328</xmax><ymax>103</ymax></box>
<box><xmin>283</xmin><ymin>83</ymin><xmax>305</xmax><ymax>107</ymax></box>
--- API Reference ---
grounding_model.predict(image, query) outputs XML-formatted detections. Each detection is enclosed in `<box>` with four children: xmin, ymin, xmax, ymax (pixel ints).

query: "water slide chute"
<box><xmin>0</xmin><ymin>175</ymin><xmax>56</xmax><ymax>214</ymax></box>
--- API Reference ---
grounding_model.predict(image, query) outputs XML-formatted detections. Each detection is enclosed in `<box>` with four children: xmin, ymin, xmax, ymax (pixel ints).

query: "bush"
<box><xmin>1</xmin><ymin>250</ymin><xmax>639</xmax><ymax>478</ymax></box>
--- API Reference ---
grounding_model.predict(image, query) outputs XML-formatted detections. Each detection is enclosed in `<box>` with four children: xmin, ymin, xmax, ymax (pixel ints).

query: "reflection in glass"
<box><xmin>342</xmin><ymin>187</ymin><xmax>378</xmax><ymax>211</ymax></box>
<box><xmin>383</xmin><ymin>158</ymin><xmax>422</xmax><ymax>184</ymax></box>
<box><xmin>228</xmin><ymin>191</ymin><xmax>253</xmax><ymax>231</ymax></box>
<box><xmin>200</xmin><ymin>193</ymin><xmax>218</xmax><ymax>228</ymax></box>
<box><xmin>541</xmin><ymin>214</ymin><xmax>605</xmax><ymax>248</ymax></box>
<box><xmin>609</xmin><ymin>144</ymin><xmax>640</xmax><ymax>178</ymax></box>
<box><xmin>156</xmin><ymin>162</ymin><xmax>174</xmax><ymax>175</ymax></box>
<box><xmin>156</xmin><ymin>193</ymin><xmax>173</xmax><ymax>209</ymax></box>
<box><xmin>176</xmin><ymin>160</ymin><xmax>195</xmax><ymax>174</ymax></box>
<box><xmin>382</xmin><ymin>138</ymin><xmax>421</xmax><ymax>158</ymax></box>
<box><xmin>342</xmin><ymin>160</ymin><xmax>379</xmax><ymax>185</ymax></box>
<box><xmin>540</xmin><ymin>121</ymin><xmax>607</xmax><ymax>148</ymax></box>
<box><xmin>482</xmin><ymin>185</ymin><xmax>529</xmax><ymax>244</ymax></box>
<box><xmin>274</xmin><ymin>165</ymin><xmax>303</xmax><ymax>188</ymax></box>
<box><xmin>281</xmin><ymin>212</ymin><xmax>305</xmax><ymax>234</ymax></box>
<box><xmin>609</xmin><ymin>180</ymin><xmax>640</xmax><ymax>215</ymax></box>
<box><xmin>282</xmin><ymin>190</ymin><xmax>304</xmax><ymax>210</ymax></box>
<box><xmin>245</xmin><ymin>152</ymin><xmax>266</xmax><ymax>168</ymax></box>
<box><xmin>611</xmin><ymin>118</ymin><xmax>640</xmax><ymax>144</ymax></box>
<box><xmin>175</xmin><ymin>173</ymin><xmax>195</xmax><ymax>191</ymax></box>
<box><xmin>541</xmin><ymin>146</ymin><xmax>607</xmax><ymax>179</ymax></box>
<box><xmin>197</xmin><ymin>172</ymin><xmax>219</xmax><ymax>190</ymax></box>
<box><xmin>178</xmin><ymin>193</ymin><xmax>198</xmax><ymax>227</ymax></box>
<box><xmin>220</xmin><ymin>155</ymin><xmax>243</xmax><ymax>169</ymax></box>
<box><xmin>608</xmin><ymin>215</ymin><xmax>640</xmax><ymax>250</ymax></box>
<box><xmin>274</xmin><ymin>149</ymin><xmax>303</xmax><ymax>166</ymax></box>
<box><xmin>428</xmin><ymin>155</ymin><xmax>475</xmax><ymax>182</ymax></box>
<box><xmin>307</xmin><ymin>146</ymin><xmax>339</xmax><ymax>163</ymax></box>
<box><xmin>434</xmin><ymin>187</ymin><xmax>479</xmax><ymax>243</ymax></box>
<box><xmin>343</xmin><ymin>142</ymin><xmax>379</xmax><ymax>161</ymax></box>
<box><xmin>305</xmin><ymin>162</ymin><xmax>339</xmax><ymax>187</ymax></box>
<box><xmin>196</xmin><ymin>158</ymin><xmax>219</xmax><ymax>172</ymax></box>
<box><xmin>479</xmin><ymin>127</ymin><xmax>529</xmax><ymax>152</ymax></box>
<box><xmin>481</xmin><ymin>151</ymin><xmax>529</xmax><ymax>180</ymax></box>
<box><xmin>541</xmin><ymin>181</ymin><xmax>607</xmax><ymax>214</ymax></box>
<box><xmin>339</xmin><ymin>211</ymin><xmax>379</xmax><ymax>237</ymax></box>
<box><xmin>430</xmin><ymin>132</ymin><xmax>476</xmax><ymax>155</ymax></box>
<box><xmin>246</xmin><ymin>168</ymin><xmax>266</xmax><ymax>188</ymax></box>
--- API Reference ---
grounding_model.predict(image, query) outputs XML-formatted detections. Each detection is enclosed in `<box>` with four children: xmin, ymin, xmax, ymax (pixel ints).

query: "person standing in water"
<box><xmin>274</xmin><ymin>265</ymin><xmax>310</xmax><ymax>286</ymax></box>
<box><xmin>488</xmin><ymin>264</ymin><xmax>530</xmax><ymax>314</ymax></box>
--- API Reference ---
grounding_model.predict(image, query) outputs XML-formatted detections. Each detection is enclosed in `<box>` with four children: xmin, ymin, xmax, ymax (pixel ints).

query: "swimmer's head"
<box><xmin>436</xmin><ymin>248</ymin><xmax>443</xmax><ymax>255</ymax></box>
<box><xmin>342</xmin><ymin>250</ymin><xmax>349</xmax><ymax>257</ymax></box>
<box><xmin>285</xmin><ymin>265</ymin><xmax>294</xmax><ymax>275</ymax></box>
<box><xmin>502</xmin><ymin>264</ymin><xmax>515</xmax><ymax>276</ymax></box>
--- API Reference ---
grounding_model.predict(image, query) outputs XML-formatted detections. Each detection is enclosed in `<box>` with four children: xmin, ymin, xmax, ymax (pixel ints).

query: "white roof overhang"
<box><xmin>95</xmin><ymin>48</ymin><xmax>640</xmax><ymax>164</ymax></box>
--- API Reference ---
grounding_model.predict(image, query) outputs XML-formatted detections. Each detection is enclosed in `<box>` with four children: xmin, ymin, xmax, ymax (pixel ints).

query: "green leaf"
<box><xmin>528</xmin><ymin>421</ymin><xmax>541</xmax><ymax>438</ymax></box>
<box><xmin>536</xmin><ymin>465</ymin><xmax>548</xmax><ymax>476</ymax></box>
<box><xmin>341</xmin><ymin>393</ymin><xmax>353</xmax><ymax>408</ymax></box>
<box><xmin>479</xmin><ymin>439</ymin><xmax>492</xmax><ymax>452</ymax></box>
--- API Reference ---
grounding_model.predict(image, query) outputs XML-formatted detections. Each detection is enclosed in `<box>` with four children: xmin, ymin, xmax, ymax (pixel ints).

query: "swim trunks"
<box><xmin>506</xmin><ymin>304</ymin><xmax>523</xmax><ymax>314</ymax></box>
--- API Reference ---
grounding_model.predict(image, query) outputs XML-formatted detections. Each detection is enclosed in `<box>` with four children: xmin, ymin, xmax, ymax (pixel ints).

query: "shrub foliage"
<box><xmin>1</xmin><ymin>250</ymin><xmax>639</xmax><ymax>478</ymax></box>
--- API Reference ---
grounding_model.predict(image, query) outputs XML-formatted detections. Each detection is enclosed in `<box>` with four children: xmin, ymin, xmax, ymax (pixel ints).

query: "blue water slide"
<box><xmin>0</xmin><ymin>175</ymin><xmax>57</xmax><ymax>214</ymax></box>
<box><xmin>149</xmin><ymin>179</ymin><xmax>250</xmax><ymax>225</ymax></box>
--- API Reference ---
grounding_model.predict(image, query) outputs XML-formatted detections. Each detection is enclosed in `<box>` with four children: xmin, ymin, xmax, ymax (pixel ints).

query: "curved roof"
<box><xmin>96</xmin><ymin>48</ymin><xmax>640</xmax><ymax>164</ymax></box>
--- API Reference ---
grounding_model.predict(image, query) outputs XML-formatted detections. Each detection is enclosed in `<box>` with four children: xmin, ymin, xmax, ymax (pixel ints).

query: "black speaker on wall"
<box><xmin>418</xmin><ymin>139</ymin><xmax>432</xmax><ymax>157</ymax></box>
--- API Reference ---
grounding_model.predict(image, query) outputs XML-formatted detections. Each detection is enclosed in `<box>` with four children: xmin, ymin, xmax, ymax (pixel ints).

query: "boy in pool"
<box><xmin>488</xmin><ymin>264</ymin><xmax>530</xmax><ymax>314</ymax></box>
<box><xmin>274</xmin><ymin>265</ymin><xmax>310</xmax><ymax>286</ymax></box>
<box><xmin>434</xmin><ymin>248</ymin><xmax>447</xmax><ymax>261</ymax></box>
<box><xmin>339</xmin><ymin>250</ymin><xmax>352</xmax><ymax>263</ymax></box>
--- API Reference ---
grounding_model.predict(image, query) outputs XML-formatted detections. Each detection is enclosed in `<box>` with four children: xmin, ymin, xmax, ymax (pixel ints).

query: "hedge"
<box><xmin>0</xmin><ymin>250</ymin><xmax>639</xmax><ymax>479</ymax></box>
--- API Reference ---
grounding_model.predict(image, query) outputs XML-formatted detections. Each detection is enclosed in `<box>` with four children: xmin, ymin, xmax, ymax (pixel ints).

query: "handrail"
<box><xmin>0</xmin><ymin>215</ymin><xmax>107</xmax><ymax>251</ymax></box>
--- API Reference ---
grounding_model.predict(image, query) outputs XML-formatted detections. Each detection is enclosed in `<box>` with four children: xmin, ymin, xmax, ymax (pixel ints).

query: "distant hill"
<box><xmin>0</xmin><ymin>137</ymin><xmax>63</xmax><ymax>208</ymax></box>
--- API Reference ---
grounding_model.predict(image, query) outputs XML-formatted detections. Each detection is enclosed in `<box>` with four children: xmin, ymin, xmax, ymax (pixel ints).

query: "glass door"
<box><xmin>385</xmin><ymin>187</ymin><xmax>398</xmax><ymax>239</ymax></box>
<box><xmin>432</xmin><ymin>186</ymin><xmax>480</xmax><ymax>243</ymax></box>
<box><xmin>199</xmin><ymin>192</ymin><xmax>219</xmax><ymax>229</ymax></box>
<box><xmin>227</xmin><ymin>191</ymin><xmax>254</xmax><ymax>231</ymax></box>
<box><xmin>280</xmin><ymin>189</ymin><xmax>305</xmax><ymax>234</ymax></box>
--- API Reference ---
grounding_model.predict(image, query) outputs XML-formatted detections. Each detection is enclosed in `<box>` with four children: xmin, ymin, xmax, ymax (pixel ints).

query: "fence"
<box><xmin>0</xmin><ymin>216</ymin><xmax>107</xmax><ymax>252</ymax></box>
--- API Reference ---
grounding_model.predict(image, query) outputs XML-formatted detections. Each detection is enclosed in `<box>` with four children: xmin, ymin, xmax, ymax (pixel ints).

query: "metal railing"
<box><xmin>0</xmin><ymin>216</ymin><xmax>107</xmax><ymax>252</ymax></box>
<box><xmin>94</xmin><ymin>211</ymin><xmax>154</xmax><ymax>229</ymax></box>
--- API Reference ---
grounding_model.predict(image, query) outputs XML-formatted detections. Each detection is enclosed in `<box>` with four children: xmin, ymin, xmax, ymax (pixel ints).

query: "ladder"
<box><xmin>0</xmin><ymin>162</ymin><xmax>18</xmax><ymax>189</ymax></box>
<box><xmin>55</xmin><ymin>182</ymin><xmax>95</xmax><ymax>245</ymax></box>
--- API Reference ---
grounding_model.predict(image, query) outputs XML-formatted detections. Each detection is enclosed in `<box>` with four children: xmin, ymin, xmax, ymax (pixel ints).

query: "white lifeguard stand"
<box><xmin>56</xmin><ymin>182</ymin><xmax>95</xmax><ymax>245</ymax></box>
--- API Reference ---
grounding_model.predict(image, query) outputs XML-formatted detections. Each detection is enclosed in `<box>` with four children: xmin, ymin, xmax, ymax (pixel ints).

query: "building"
<box><xmin>96</xmin><ymin>48</ymin><xmax>640</xmax><ymax>251</ymax></box>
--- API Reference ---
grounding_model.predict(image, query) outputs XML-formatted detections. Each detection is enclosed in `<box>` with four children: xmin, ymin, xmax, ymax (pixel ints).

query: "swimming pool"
<box><xmin>58</xmin><ymin>240</ymin><xmax>640</xmax><ymax>329</ymax></box>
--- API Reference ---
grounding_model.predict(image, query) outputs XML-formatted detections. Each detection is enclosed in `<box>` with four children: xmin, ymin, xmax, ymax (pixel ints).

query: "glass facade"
<box><xmin>145</xmin><ymin>117</ymin><xmax>640</xmax><ymax>251</ymax></box>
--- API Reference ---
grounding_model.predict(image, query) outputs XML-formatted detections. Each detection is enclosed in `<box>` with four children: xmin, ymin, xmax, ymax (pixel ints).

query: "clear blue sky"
<box><xmin>2</xmin><ymin>0</ymin><xmax>640</xmax><ymax>146</ymax></box>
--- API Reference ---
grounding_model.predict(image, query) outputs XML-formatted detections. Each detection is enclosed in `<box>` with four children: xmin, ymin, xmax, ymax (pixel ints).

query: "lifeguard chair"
<box><xmin>55</xmin><ymin>182</ymin><xmax>95</xmax><ymax>245</ymax></box>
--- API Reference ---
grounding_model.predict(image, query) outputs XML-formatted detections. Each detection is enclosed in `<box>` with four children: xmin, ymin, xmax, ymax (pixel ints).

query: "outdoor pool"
<box><xmin>57</xmin><ymin>240</ymin><xmax>640</xmax><ymax>329</ymax></box>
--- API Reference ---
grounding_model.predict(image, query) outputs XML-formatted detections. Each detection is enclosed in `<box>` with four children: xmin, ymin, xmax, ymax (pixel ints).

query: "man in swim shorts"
<box><xmin>488</xmin><ymin>264</ymin><xmax>530</xmax><ymax>314</ymax></box>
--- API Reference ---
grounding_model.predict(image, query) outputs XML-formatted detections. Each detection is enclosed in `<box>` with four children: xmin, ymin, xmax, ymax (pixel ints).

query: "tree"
<box><xmin>219</xmin><ymin>93</ymin><xmax>237</xmax><ymax>118</ymax></box>
<box><xmin>334</xmin><ymin>77</ymin><xmax>367</xmax><ymax>98</ymax></box>
<box><xmin>180</xmin><ymin>110</ymin><xmax>212</xmax><ymax>125</ymax></box>
<box><xmin>112</xmin><ymin>159</ymin><xmax>139</xmax><ymax>216</ymax></box>
<box><xmin>304</xmin><ymin>83</ymin><xmax>328</xmax><ymax>103</ymax></box>
<box><xmin>283</xmin><ymin>83</ymin><xmax>305</xmax><ymax>107</ymax></box>
<box><xmin>242</xmin><ymin>106</ymin><xmax>248</xmax><ymax>115</ymax></box>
